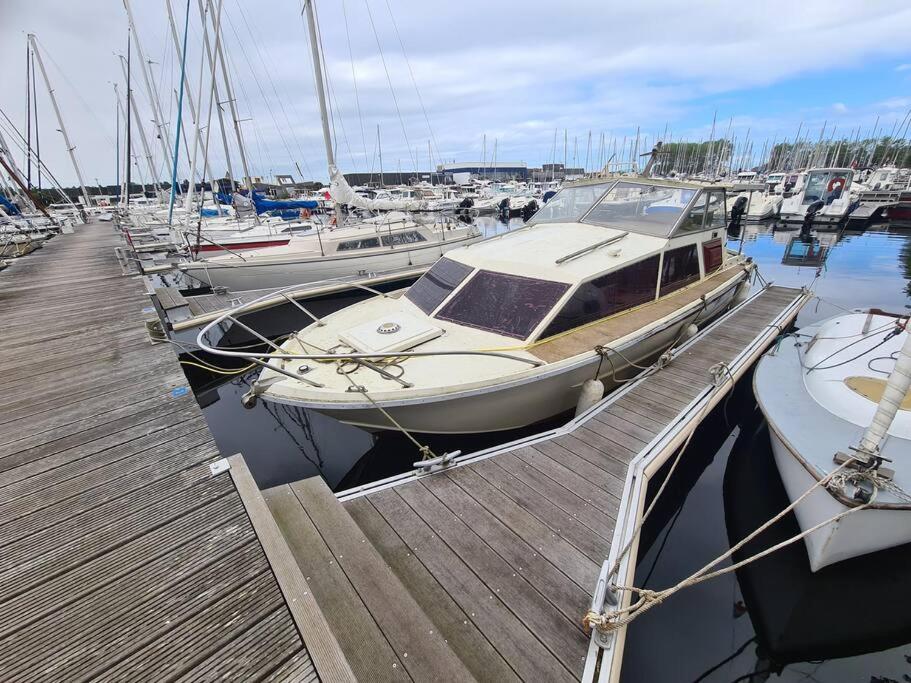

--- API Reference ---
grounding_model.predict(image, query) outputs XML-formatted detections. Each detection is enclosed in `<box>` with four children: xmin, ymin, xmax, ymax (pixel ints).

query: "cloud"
<box><xmin>897</xmin><ymin>63</ymin><xmax>911</xmax><ymax>71</ymax></box>
<box><xmin>2</xmin><ymin>0</ymin><xmax>911</xmax><ymax>186</ymax></box>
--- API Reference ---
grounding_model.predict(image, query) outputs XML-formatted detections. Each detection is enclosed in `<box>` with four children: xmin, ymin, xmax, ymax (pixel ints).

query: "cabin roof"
<box><xmin>566</xmin><ymin>174</ymin><xmax>712</xmax><ymax>191</ymax></box>
<box><xmin>448</xmin><ymin>221</ymin><xmax>666</xmax><ymax>284</ymax></box>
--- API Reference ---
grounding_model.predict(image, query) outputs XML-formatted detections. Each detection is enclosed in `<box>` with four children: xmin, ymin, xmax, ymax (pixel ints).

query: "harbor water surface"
<box><xmin>192</xmin><ymin>220</ymin><xmax>911</xmax><ymax>682</ymax></box>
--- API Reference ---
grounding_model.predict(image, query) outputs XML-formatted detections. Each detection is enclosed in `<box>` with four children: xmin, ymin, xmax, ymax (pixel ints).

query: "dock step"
<box><xmin>264</xmin><ymin>476</ymin><xmax>475</xmax><ymax>682</ymax></box>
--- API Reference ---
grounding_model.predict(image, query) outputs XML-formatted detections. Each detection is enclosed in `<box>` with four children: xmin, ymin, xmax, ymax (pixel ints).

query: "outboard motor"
<box><xmin>521</xmin><ymin>199</ymin><xmax>538</xmax><ymax>222</ymax></box>
<box><xmin>498</xmin><ymin>197</ymin><xmax>511</xmax><ymax>218</ymax></box>
<box><xmin>727</xmin><ymin>195</ymin><xmax>748</xmax><ymax>234</ymax></box>
<box><xmin>802</xmin><ymin>199</ymin><xmax>825</xmax><ymax>231</ymax></box>
<box><xmin>542</xmin><ymin>190</ymin><xmax>557</xmax><ymax>204</ymax></box>
<box><xmin>458</xmin><ymin>197</ymin><xmax>474</xmax><ymax>209</ymax></box>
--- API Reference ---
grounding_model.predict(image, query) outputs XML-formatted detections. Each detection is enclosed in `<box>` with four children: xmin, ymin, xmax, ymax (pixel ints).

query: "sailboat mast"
<box><xmin>123</xmin><ymin>0</ymin><xmax>173</xmax><ymax>181</ymax></box>
<box><xmin>28</xmin><ymin>33</ymin><xmax>92</xmax><ymax>208</ymax></box>
<box><xmin>25</xmin><ymin>42</ymin><xmax>31</xmax><ymax>188</ymax></box>
<box><xmin>125</xmin><ymin>30</ymin><xmax>132</xmax><ymax>209</ymax></box>
<box><xmin>115</xmin><ymin>84</ymin><xmax>120</xmax><ymax>199</ymax></box>
<box><xmin>119</xmin><ymin>55</ymin><xmax>161</xmax><ymax>196</ymax></box>
<box><xmin>303</xmin><ymin>0</ymin><xmax>335</xmax><ymax>170</ymax></box>
<box><xmin>377</xmin><ymin>124</ymin><xmax>383</xmax><ymax>187</ymax></box>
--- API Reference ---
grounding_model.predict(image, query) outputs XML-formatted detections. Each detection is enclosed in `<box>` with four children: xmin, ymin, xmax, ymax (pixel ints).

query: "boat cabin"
<box><xmin>402</xmin><ymin>178</ymin><xmax>733</xmax><ymax>343</ymax></box>
<box><xmin>800</xmin><ymin>168</ymin><xmax>853</xmax><ymax>205</ymax></box>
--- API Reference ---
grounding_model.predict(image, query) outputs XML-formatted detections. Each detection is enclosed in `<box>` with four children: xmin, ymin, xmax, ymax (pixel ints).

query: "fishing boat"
<box><xmin>779</xmin><ymin>168</ymin><xmax>856</xmax><ymax>225</ymax></box>
<box><xmin>229</xmin><ymin>177</ymin><xmax>754</xmax><ymax>433</ymax></box>
<box><xmin>754</xmin><ymin>310</ymin><xmax>911</xmax><ymax>571</ymax></box>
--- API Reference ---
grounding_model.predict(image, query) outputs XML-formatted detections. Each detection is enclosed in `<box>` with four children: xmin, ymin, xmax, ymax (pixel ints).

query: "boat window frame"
<box><xmin>576</xmin><ymin>181</ymin><xmax>705</xmax><ymax>238</ymax></box>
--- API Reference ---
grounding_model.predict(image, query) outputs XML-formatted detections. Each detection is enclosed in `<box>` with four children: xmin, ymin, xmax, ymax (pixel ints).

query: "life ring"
<box><xmin>827</xmin><ymin>177</ymin><xmax>846</xmax><ymax>193</ymax></box>
<box><xmin>299</xmin><ymin>208</ymin><xmax>311</xmax><ymax>220</ymax></box>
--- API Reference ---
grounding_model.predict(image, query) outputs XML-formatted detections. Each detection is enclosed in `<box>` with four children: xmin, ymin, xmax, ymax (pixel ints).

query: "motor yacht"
<box><xmin>237</xmin><ymin>177</ymin><xmax>753</xmax><ymax>433</ymax></box>
<box><xmin>779</xmin><ymin>168</ymin><xmax>857</xmax><ymax>225</ymax></box>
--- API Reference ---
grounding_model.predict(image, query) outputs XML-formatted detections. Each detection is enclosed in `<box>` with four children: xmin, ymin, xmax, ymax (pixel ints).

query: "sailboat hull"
<box><xmin>767</xmin><ymin>423</ymin><xmax>911</xmax><ymax>572</ymax></box>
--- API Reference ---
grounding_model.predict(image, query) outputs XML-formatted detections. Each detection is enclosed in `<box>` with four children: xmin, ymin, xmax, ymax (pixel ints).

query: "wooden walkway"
<box><xmin>0</xmin><ymin>223</ymin><xmax>349</xmax><ymax>682</ymax></box>
<box><xmin>244</xmin><ymin>284</ymin><xmax>807</xmax><ymax>682</ymax></box>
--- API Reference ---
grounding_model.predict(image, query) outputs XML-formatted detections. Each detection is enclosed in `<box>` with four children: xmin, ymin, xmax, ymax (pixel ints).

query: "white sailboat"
<box><xmin>755</xmin><ymin>311</ymin><xmax>911</xmax><ymax>571</ymax></box>
<box><xmin>177</xmin><ymin>0</ymin><xmax>480</xmax><ymax>289</ymax></box>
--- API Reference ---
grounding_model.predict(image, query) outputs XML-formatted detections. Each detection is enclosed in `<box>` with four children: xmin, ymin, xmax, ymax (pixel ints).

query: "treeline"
<box><xmin>767</xmin><ymin>136</ymin><xmax>910</xmax><ymax>171</ymax></box>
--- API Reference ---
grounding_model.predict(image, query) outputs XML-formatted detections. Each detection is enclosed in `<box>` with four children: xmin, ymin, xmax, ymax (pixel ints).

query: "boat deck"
<box><xmin>240</xmin><ymin>284</ymin><xmax>808</xmax><ymax>682</ymax></box>
<box><xmin>150</xmin><ymin>266</ymin><xmax>426</xmax><ymax>345</ymax></box>
<box><xmin>0</xmin><ymin>222</ymin><xmax>350</xmax><ymax>682</ymax></box>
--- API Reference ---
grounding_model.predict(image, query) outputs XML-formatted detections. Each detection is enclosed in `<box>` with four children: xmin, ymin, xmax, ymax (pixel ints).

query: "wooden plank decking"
<box><xmin>0</xmin><ymin>223</ymin><xmax>346</xmax><ymax>682</ymax></box>
<box><xmin>253</xmin><ymin>284</ymin><xmax>807</xmax><ymax>682</ymax></box>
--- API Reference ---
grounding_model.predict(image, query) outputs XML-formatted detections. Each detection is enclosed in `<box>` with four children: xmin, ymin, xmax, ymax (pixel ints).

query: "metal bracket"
<box><xmin>413</xmin><ymin>450</ymin><xmax>461</xmax><ymax>473</ymax></box>
<box><xmin>209</xmin><ymin>458</ymin><xmax>231</xmax><ymax>476</ymax></box>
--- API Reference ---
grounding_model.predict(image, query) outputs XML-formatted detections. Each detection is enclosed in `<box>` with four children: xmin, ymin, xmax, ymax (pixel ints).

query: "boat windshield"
<box><xmin>528</xmin><ymin>183</ymin><xmax>612</xmax><ymax>223</ymax></box>
<box><xmin>802</xmin><ymin>170</ymin><xmax>851</xmax><ymax>205</ymax></box>
<box><xmin>435</xmin><ymin>270</ymin><xmax>570</xmax><ymax>339</ymax></box>
<box><xmin>583</xmin><ymin>181</ymin><xmax>697</xmax><ymax>237</ymax></box>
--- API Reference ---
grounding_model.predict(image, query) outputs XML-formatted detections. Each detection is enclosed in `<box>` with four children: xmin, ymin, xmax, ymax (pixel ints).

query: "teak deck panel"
<box><xmin>258</xmin><ymin>284</ymin><xmax>806</xmax><ymax>681</ymax></box>
<box><xmin>0</xmin><ymin>223</ymin><xmax>327</xmax><ymax>682</ymax></box>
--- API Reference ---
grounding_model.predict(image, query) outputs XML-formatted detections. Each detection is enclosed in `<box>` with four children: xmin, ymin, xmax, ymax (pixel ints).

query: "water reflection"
<box><xmin>621</xmin><ymin>224</ymin><xmax>911</xmax><ymax>681</ymax></box>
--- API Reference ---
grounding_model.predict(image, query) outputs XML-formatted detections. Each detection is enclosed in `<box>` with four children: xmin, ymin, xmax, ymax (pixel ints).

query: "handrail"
<box><xmin>555</xmin><ymin>232</ymin><xmax>628</xmax><ymax>264</ymax></box>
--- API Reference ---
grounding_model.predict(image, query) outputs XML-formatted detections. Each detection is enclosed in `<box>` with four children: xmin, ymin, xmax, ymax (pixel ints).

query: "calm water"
<box><xmin>187</xmin><ymin>219</ymin><xmax>911</xmax><ymax>681</ymax></box>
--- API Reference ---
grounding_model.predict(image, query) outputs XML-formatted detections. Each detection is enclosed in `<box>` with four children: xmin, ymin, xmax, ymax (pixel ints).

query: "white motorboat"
<box><xmin>779</xmin><ymin>168</ymin><xmax>857</xmax><ymax>224</ymax></box>
<box><xmin>178</xmin><ymin>215</ymin><xmax>480</xmax><ymax>290</ymax></box>
<box><xmin>755</xmin><ymin>311</ymin><xmax>911</xmax><ymax>571</ymax></box>
<box><xmin>230</xmin><ymin>177</ymin><xmax>753</xmax><ymax>433</ymax></box>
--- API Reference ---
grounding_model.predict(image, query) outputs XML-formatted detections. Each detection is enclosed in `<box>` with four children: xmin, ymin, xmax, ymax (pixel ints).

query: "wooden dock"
<box><xmin>233</xmin><ymin>284</ymin><xmax>808</xmax><ymax>682</ymax></box>
<box><xmin>0</xmin><ymin>222</ymin><xmax>351</xmax><ymax>682</ymax></box>
<box><xmin>0</xmin><ymin>220</ymin><xmax>809</xmax><ymax>682</ymax></box>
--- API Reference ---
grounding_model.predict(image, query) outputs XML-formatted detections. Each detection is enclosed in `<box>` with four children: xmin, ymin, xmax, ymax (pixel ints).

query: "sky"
<box><xmin>1</xmin><ymin>0</ymin><xmax>910</xmax><ymax>189</ymax></box>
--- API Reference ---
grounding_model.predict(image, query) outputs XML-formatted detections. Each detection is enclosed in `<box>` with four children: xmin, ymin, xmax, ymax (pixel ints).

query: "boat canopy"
<box><xmin>0</xmin><ymin>194</ymin><xmax>21</xmax><ymax>216</ymax></box>
<box><xmin>528</xmin><ymin>179</ymin><xmax>717</xmax><ymax>238</ymax></box>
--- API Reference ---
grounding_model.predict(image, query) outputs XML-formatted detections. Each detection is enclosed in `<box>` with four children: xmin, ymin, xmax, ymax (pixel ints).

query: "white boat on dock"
<box><xmin>779</xmin><ymin>167</ymin><xmax>857</xmax><ymax>225</ymax></box>
<box><xmin>755</xmin><ymin>310</ymin><xmax>911</xmax><ymax>571</ymax></box>
<box><xmin>213</xmin><ymin>177</ymin><xmax>754</xmax><ymax>433</ymax></box>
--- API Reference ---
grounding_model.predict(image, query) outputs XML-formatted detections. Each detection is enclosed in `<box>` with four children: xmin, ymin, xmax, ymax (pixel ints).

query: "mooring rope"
<box><xmin>584</xmin><ymin>456</ymin><xmax>878</xmax><ymax>634</ymax></box>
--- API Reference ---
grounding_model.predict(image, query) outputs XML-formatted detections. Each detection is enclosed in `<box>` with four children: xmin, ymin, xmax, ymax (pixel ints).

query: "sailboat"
<box><xmin>176</xmin><ymin>0</ymin><xmax>480</xmax><ymax>290</ymax></box>
<box><xmin>754</xmin><ymin>310</ymin><xmax>911</xmax><ymax>571</ymax></box>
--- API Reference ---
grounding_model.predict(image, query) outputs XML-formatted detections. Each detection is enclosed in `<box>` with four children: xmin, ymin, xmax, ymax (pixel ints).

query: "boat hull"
<box><xmin>767</xmin><ymin>424</ymin><xmax>911</xmax><ymax>572</ymax></box>
<box><xmin>180</xmin><ymin>236</ymin><xmax>473</xmax><ymax>290</ymax></box>
<box><xmin>266</xmin><ymin>274</ymin><xmax>744</xmax><ymax>433</ymax></box>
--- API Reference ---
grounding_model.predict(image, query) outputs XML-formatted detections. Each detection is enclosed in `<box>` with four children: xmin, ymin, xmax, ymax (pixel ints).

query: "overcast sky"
<box><xmin>2</xmin><ymin>0</ymin><xmax>910</xmax><ymax>188</ymax></box>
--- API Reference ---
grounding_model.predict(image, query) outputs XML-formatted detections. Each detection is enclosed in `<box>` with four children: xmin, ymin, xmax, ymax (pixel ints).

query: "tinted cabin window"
<box><xmin>405</xmin><ymin>257</ymin><xmax>473</xmax><ymax>314</ymax></box>
<box><xmin>436</xmin><ymin>271</ymin><xmax>570</xmax><ymax>339</ymax></box>
<box><xmin>381</xmin><ymin>230</ymin><xmax>427</xmax><ymax>246</ymax></box>
<box><xmin>337</xmin><ymin>237</ymin><xmax>380</xmax><ymax>251</ymax></box>
<box><xmin>702</xmin><ymin>238</ymin><xmax>723</xmax><ymax>274</ymax></box>
<box><xmin>660</xmin><ymin>244</ymin><xmax>700</xmax><ymax>296</ymax></box>
<box><xmin>540</xmin><ymin>255</ymin><xmax>660</xmax><ymax>339</ymax></box>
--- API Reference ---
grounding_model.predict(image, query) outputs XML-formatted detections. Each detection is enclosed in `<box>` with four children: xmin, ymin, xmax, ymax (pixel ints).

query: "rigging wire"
<box><xmin>312</xmin><ymin>0</ymin><xmax>359</xmax><ymax>172</ymax></box>
<box><xmin>362</xmin><ymin>0</ymin><xmax>418</xmax><ymax>172</ymax></box>
<box><xmin>341</xmin><ymin>0</ymin><xmax>368</xmax><ymax>173</ymax></box>
<box><xmin>222</xmin><ymin>12</ymin><xmax>301</xmax><ymax>176</ymax></box>
<box><xmin>382</xmin><ymin>0</ymin><xmax>443</xmax><ymax>168</ymax></box>
<box><xmin>230</xmin><ymin>0</ymin><xmax>316</xmax><ymax>179</ymax></box>
<box><xmin>32</xmin><ymin>35</ymin><xmax>116</xmax><ymax>149</ymax></box>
